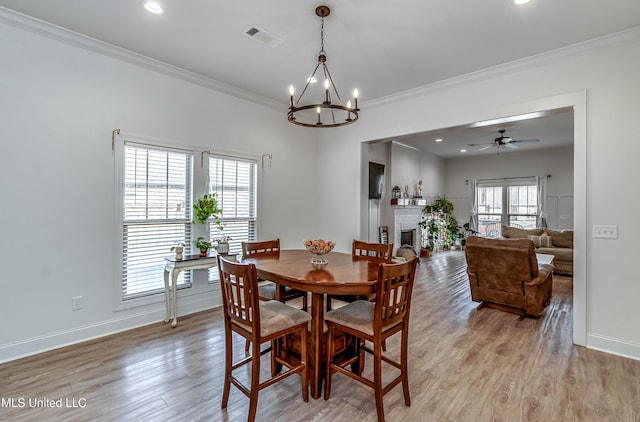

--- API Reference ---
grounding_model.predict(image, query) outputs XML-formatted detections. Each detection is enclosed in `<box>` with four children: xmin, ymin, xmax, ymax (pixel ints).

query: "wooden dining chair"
<box><xmin>324</xmin><ymin>257</ymin><xmax>418</xmax><ymax>422</ymax></box>
<box><xmin>217</xmin><ymin>255</ymin><xmax>310</xmax><ymax>422</ymax></box>
<box><xmin>379</xmin><ymin>226</ymin><xmax>389</xmax><ymax>244</ymax></box>
<box><xmin>326</xmin><ymin>240</ymin><xmax>394</xmax><ymax>311</ymax></box>
<box><xmin>242</xmin><ymin>239</ymin><xmax>308</xmax><ymax>309</ymax></box>
<box><xmin>242</xmin><ymin>239</ymin><xmax>309</xmax><ymax>351</ymax></box>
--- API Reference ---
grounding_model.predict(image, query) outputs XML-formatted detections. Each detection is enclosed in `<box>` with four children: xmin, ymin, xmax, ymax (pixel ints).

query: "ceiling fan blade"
<box><xmin>478</xmin><ymin>145</ymin><xmax>494</xmax><ymax>151</ymax></box>
<box><xmin>468</xmin><ymin>142</ymin><xmax>494</xmax><ymax>146</ymax></box>
<box><xmin>512</xmin><ymin>138</ymin><xmax>540</xmax><ymax>143</ymax></box>
<box><xmin>504</xmin><ymin>143</ymin><xmax>519</xmax><ymax>150</ymax></box>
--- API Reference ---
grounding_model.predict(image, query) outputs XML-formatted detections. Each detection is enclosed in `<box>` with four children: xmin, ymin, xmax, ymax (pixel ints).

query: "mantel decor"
<box><xmin>287</xmin><ymin>6</ymin><xmax>360</xmax><ymax>128</ymax></box>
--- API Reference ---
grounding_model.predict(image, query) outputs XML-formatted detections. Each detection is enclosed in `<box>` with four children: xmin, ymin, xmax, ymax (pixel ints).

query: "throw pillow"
<box><xmin>544</xmin><ymin>229</ymin><xmax>573</xmax><ymax>248</ymax></box>
<box><xmin>538</xmin><ymin>234</ymin><xmax>553</xmax><ymax>247</ymax></box>
<box><xmin>527</xmin><ymin>235</ymin><xmax>553</xmax><ymax>248</ymax></box>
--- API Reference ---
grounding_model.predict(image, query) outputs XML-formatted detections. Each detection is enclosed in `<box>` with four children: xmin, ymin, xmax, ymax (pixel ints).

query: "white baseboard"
<box><xmin>0</xmin><ymin>291</ymin><xmax>222</xmax><ymax>364</ymax></box>
<box><xmin>586</xmin><ymin>333</ymin><xmax>640</xmax><ymax>362</ymax></box>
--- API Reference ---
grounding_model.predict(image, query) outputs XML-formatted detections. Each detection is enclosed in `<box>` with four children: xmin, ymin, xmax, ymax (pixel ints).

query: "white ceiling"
<box><xmin>2</xmin><ymin>0</ymin><xmax>639</xmax><ymax>156</ymax></box>
<box><xmin>378</xmin><ymin>107</ymin><xmax>575</xmax><ymax>158</ymax></box>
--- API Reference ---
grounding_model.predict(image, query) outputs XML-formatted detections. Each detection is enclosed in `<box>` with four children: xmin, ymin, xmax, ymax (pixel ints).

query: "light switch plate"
<box><xmin>593</xmin><ymin>225</ymin><xmax>617</xmax><ymax>239</ymax></box>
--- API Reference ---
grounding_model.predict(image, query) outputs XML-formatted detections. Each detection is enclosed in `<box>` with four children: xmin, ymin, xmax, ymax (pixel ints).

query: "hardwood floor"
<box><xmin>1</xmin><ymin>252</ymin><xmax>639</xmax><ymax>421</ymax></box>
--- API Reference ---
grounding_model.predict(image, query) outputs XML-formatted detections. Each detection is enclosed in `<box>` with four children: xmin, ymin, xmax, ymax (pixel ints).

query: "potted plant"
<box><xmin>195</xmin><ymin>237</ymin><xmax>213</xmax><ymax>256</ymax></box>
<box><xmin>170</xmin><ymin>242</ymin><xmax>185</xmax><ymax>260</ymax></box>
<box><xmin>432</xmin><ymin>197</ymin><xmax>454</xmax><ymax>214</ymax></box>
<box><xmin>214</xmin><ymin>235</ymin><xmax>232</xmax><ymax>255</ymax></box>
<box><xmin>193</xmin><ymin>193</ymin><xmax>223</xmax><ymax>228</ymax></box>
<box><xmin>421</xmin><ymin>241</ymin><xmax>434</xmax><ymax>257</ymax></box>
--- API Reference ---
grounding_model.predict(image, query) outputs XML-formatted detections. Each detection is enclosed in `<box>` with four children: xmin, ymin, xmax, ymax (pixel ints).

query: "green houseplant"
<box><xmin>193</xmin><ymin>193</ymin><xmax>223</xmax><ymax>228</ymax></box>
<box><xmin>195</xmin><ymin>237</ymin><xmax>213</xmax><ymax>256</ymax></box>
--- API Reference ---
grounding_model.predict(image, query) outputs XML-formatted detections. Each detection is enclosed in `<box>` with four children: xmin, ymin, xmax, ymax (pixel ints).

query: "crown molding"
<box><xmin>0</xmin><ymin>7</ymin><xmax>282</xmax><ymax>110</ymax></box>
<box><xmin>365</xmin><ymin>25</ymin><xmax>640</xmax><ymax>109</ymax></box>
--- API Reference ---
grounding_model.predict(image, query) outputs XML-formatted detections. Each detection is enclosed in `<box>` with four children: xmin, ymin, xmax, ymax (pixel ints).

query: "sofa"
<box><xmin>501</xmin><ymin>225</ymin><xmax>574</xmax><ymax>276</ymax></box>
<box><xmin>465</xmin><ymin>236</ymin><xmax>554</xmax><ymax>318</ymax></box>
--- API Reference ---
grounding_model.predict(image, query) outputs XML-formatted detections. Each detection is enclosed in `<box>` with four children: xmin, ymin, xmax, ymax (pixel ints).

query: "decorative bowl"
<box><xmin>304</xmin><ymin>239</ymin><xmax>335</xmax><ymax>265</ymax></box>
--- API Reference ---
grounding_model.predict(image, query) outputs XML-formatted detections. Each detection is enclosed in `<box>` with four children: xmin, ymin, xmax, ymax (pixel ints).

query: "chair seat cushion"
<box><xmin>325</xmin><ymin>300</ymin><xmax>401</xmax><ymax>336</ymax></box>
<box><xmin>238</xmin><ymin>300</ymin><xmax>311</xmax><ymax>338</ymax></box>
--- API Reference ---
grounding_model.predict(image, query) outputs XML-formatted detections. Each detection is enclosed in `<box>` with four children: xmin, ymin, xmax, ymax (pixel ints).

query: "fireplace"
<box><xmin>392</xmin><ymin>206</ymin><xmax>422</xmax><ymax>250</ymax></box>
<box><xmin>400</xmin><ymin>229</ymin><xmax>415</xmax><ymax>247</ymax></box>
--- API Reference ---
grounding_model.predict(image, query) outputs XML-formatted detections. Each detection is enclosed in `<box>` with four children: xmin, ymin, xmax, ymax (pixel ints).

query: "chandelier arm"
<box><xmin>323</xmin><ymin>66</ymin><xmax>344</xmax><ymax>105</ymax></box>
<box><xmin>296</xmin><ymin>62</ymin><xmax>322</xmax><ymax>105</ymax></box>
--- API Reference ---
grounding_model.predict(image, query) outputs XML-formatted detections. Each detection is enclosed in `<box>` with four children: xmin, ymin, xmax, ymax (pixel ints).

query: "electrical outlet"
<box><xmin>592</xmin><ymin>225</ymin><xmax>617</xmax><ymax>239</ymax></box>
<box><xmin>72</xmin><ymin>296</ymin><xmax>83</xmax><ymax>311</ymax></box>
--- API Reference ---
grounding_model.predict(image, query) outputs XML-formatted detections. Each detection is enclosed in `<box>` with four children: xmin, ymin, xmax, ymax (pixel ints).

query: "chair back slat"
<box><xmin>242</xmin><ymin>239</ymin><xmax>280</xmax><ymax>258</ymax></box>
<box><xmin>375</xmin><ymin>258</ymin><xmax>417</xmax><ymax>330</ymax></box>
<box><xmin>218</xmin><ymin>255</ymin><xmax>260</xmax><ymax>328</ymax></box>
<box><xmin>352</xmin><ymin>240</ymin><xmax>394</xmax><ymax>262</ymax></box>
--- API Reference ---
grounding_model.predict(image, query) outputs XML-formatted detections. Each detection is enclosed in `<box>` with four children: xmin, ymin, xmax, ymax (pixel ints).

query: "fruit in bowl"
<box><xmin>304</xmin><ymin>239</ymin><xmax>335</xmax><ymax>264</ymax></box>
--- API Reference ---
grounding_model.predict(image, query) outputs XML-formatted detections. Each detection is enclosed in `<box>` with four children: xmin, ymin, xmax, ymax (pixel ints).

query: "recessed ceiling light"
<box><xmin>460</xmin><ymin>149</ymin><xmax>467</xmax><ymax>153</ymax></box>
<box><xmin>514</xmin><ymin>0</ymin><xmax>531</xmax><ymax>4</ymax></box>
<box><xmin>307</xmin><ymin>77</ymin><xmax>317</xmax><ymax>83</ymax></box>
<box><xmin>144</xmin><ymin>1</ymin><xmax>163</xmax><ymax>14</ymax></box>
<box><xmin>435</xmin><ymin>138</ymin><xmax>443</xmax><ymax>143</ymax></box>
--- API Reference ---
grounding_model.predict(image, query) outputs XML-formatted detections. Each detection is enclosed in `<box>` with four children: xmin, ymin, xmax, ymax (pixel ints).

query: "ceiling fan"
<box><xmin>468</xmin><ymin>129</ymin><xmax>540</xmax><ymax>153</ymax></box>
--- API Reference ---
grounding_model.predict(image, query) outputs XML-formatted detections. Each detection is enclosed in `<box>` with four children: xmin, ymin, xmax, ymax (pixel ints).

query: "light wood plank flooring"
<box><xmin>1</xmin><ymin>252</ymin><xmax>639</xmax><ymax>421</ymax></box>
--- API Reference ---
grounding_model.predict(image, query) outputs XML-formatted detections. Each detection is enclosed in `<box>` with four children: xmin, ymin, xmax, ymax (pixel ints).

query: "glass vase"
<box><xmin>310</xmin><ymin>253</ymin><xmax>328</xmax><ymax>265</ymax></box>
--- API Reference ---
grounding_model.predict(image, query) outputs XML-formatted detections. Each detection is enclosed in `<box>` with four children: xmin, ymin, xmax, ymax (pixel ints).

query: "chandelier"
<box><xmin>287</xmin><ymin>6</ymin><xmax>359</xmax><ymax>128</ymax></box>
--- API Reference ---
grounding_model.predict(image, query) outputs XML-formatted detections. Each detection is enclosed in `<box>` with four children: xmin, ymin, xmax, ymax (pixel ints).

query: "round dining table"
<box><xmin>242</xmin><ymin>249</ymin><xmax>382</xmax><ymax>399</ymax></box>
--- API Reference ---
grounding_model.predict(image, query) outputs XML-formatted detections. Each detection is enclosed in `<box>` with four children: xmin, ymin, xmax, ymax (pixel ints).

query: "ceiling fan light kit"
<box><xmin>287</xmin><ymin>6</ymin><xmax>360</xmax><ymax>128</ymax></box>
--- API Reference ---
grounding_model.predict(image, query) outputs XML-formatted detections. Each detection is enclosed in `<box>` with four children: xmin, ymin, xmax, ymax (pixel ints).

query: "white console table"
<box><xmin>163</xmin><ymin>254</ymin><xmax>219</xmax><ymax>327</ymax></box>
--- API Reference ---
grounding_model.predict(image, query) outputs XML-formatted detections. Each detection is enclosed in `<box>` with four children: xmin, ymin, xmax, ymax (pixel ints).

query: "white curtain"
<box><xmin>536</xmin><ymin>176</ymin><xmax>548</xmax><ymax>228</ymax></box>
<box><xmin>469</xmin><ymin>179</ymin><xmax>478</xmax><ymax>232</ymax></box>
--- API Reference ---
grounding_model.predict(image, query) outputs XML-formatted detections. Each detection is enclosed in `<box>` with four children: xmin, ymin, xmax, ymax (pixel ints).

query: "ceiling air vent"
<box><xmin>244</xmin><ymin>26</ymin><xmax>284</xmax><ymax>48</ymax></box>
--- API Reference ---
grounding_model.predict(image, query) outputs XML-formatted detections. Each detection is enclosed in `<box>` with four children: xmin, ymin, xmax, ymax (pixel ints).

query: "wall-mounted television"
<box><xmin>369</xmin><ymin>162</ymin><xmax>385</xmax><ymax>199</ymax></box>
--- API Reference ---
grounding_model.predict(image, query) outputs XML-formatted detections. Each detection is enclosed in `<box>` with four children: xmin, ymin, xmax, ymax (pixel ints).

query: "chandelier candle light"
<box><xmin>288</xmin><ymin>6</ymin><xmax>360</xmax><ymax>128</ymax></box>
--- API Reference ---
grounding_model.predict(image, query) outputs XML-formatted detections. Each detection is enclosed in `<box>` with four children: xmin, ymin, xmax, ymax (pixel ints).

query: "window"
<box><xmin>116</xmin><ymin>138</ymin><xmax>259</xmax><ymax>302</ymax></box>
<box><xmin>476</xmin><ymin>179</ymin><xmax>537</xmax><ymax>236</ymax></box>
<box><xmin>507</xmin><ymin>185</ymin><xmax>537</xmax><ymax>228</ymax></box>
<box><xmin>208</xmin><ymin>154</ymin><xmax>257</xmax><ymax>258</ymax></box>
<box><xmin>121</xmin><ymin>143</ymin><xmax>193</xmax><ymax>300</ymax></box>
<box><xmin>477</xmin><ymin>186</ymin><xmax>503</xmax><ymax>236</ymax></box>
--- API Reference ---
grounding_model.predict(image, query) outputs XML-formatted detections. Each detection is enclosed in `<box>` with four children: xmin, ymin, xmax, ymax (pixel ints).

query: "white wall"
<box><xmin>0</xmin><ymin>19</ymin><xmax>317</xmax><ymax>362</ymax></box>
<box><xmin>444</xmin><ymin>146</ymin><xmax>574</xmax><ymax>228</ymax></box>
<box><xmin>316</xmin><ymin>28</ymin><xmax>640</xmax><ymax>360</ymax></box>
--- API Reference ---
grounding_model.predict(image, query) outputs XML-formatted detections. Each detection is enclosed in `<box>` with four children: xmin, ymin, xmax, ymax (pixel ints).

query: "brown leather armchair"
<box><xmin>465</xmin><ymin>236</ymin><xmax>553</xmax><ymax>319</ymax></box>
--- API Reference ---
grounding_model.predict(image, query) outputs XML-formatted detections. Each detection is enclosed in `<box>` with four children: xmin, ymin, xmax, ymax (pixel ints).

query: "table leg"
<box><xmin>171</xmin><ymin>270</ymin><xmax>179</xmax><ymax>327</ymax></box>
<box><xmin>309</xmin><ymin>292</ymin><xmax>325</xmax><ymax>399</ymax></box>
<box><xmin>163</xmin><ymin>269</ymin><xmax>171</xmax><ymax>323</ymax></box>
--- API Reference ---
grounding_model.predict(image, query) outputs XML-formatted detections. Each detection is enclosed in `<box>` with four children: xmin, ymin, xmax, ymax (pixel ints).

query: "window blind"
<box><xmin>208</xmin><ymin>155</ymin><xmax>257</xmax><ymax>278</ymax></box>
<box><xmin>122</xmin><ymin>143</ymin><xmax>193</xmax><ymax>299</ymax></box>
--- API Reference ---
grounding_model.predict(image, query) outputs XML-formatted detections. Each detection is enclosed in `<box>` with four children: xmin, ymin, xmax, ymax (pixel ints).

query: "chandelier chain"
<box><xmin>320</xmin><ymin>17</ymin><xmax>325</xmax><ymax>55</ymax></box>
